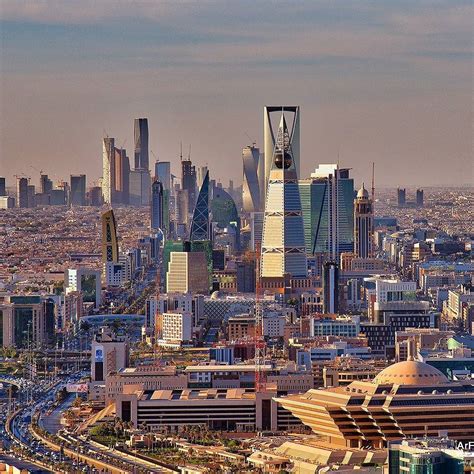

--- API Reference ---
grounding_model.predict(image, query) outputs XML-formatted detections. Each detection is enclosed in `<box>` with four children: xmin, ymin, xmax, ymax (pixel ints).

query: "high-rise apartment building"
<box><xmin>101</xmin><ymin>209</ymin><xmax>119</xmax><ymax>264</ymax></box>
<box><xmin>301</xmin><ymin>165</ymin><xmax>354</xmax><ymax>258</ymax></box>
<box><xmin>354</xmin><ymin>184</ymin><xmax>373</xmax><ymax>259</ymax></box>
<box><xmin>134</xmin><ymin>118</ymin><xmax>149</xmax><ymax>170</ymax></box>
<box><xmin>263</xmin><ymin>106</ymin><xmax>300</xmax><ymax>204</ymax></box>
<box><xmin>261</xmin><ymin>111</ymin><xmax>307</xmax><ymax>278</ymax></box>
<box><xmin>150</xmin><ymin>180</ymin><xmax>164</xmax><ymax>231</ymax></box>
<box><xmin>70</xmin><ymin>174</ymin><xmax>86</xmax><ymax>206</ymax></box>
<box><xmin>189</xmin><ymin>170</ymin><xmax>209</xmax><ymax>242</ymax></box>
<box><xmin>242</xmin><ymin>144</ymin><xmax>261</xmax><ymax>213</ymax></box>
<box><xmin>102</xmin><ymin>137</ymin><xmax>115</xmax><ymax>205</ymax></box>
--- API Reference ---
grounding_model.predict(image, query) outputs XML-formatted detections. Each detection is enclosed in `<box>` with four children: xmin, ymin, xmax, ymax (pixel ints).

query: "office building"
<box><xmin>263</xmin><ymin>106</ymin><xmax>299</xmax><ymax>202</ymax></box>
<box><xmin>322</xmin><ymin>261</ymin><xmax>339</xmax><ymax>314</ymax></box>
<box><xmin>181</xmin><ymin>156</ymin><xmax>196</xmax><ymax>209</ymax></box>
<box><xmin>242</xmin><ymin>144</ymin><xmax>261</xmax><ymax>212</ymax></box>
<box><xmin>101</xmin><ymin>209</ymin><xmax>119</xmax><ymax>264</ymax></box>
<box><xmin>0</xmin><ymin>295</ymin><xmax>55</xmax><ymax>348</ymax></box>
<box><xmin>250</xmin><ymin>212</ymin><xmax>264</xmax><ymax>251</ymax></box>
<box><xmin>70</xmin><ymin>174</ymin><xmax>86</xmax><ymax>206</ymax></box>
<box><xmin>102</xmin><ymin>137</ymin><xmax>115</xmax><ymax>205</ymax></box>
<box><xmin>40</xmin><ymin>174</ymin><xmax>53</xmax><ymax>195</ymax></box>
<box><xmin>89</xmin><ymin>186</ymin><xmax>102</xmax><ymax>206</ymax></box>
<box><xmin>189</xmin><ymin>170</ymin><xmax>209</xmax><ymax>242</ymax></box>
<box><xmin>104</xmin><ymin>261</ymin><xmax>126</xmax><ymax>287</ymax></box>
<box><xmin>261</xmin><ymin>111</ymin><xmax>307</xmax><ymax>278</ymax></box>
<box><xmin>166</xmin><ymin>251</ymin><xmax>209</xmax><ymax>294</ymax></box>
<box><xmin>302</xmin><ymin>164</ymin><xmax>354</xmax><ymax>258</ymax></box>
<box><xmin>114</xmin><ymin>147</ymin><xmax>130</xmax><ymax>205</ymax></box>
<box><xmin>17</xmin><ymin>177</ymin><xmax>28</xmax><ymax>208</ymax></box>
<box><xmin>397</xmin><ymin>187</ymin><xmax>406</xmax><ymax>207</ymax></box>
<box><xmin>416</xmin><ymin>188</ymin><xmax>424</xmax><ymax>207</ymax></box>
<box><xmin>277</xmin><ymin>359</ymin><xmax>474</xmax><ymax>448</ymax></box>
<box><xmin>0</xmin><ymin>177</ymin><xmax>5</xmax><ymax>196</ymax></box>
<box><xmin>129</xmin><ymin>169</ymin><xmax>151</xmax><ymax>206</ymax></box>
<box><xmin>90</xmin><ymin>326</ymin><xmax>129</xmax><ymax>383</ymax></box>
<box><xmin>150</xmin><ymin>180</ymin><xmax>164</xmax><ymax>231</ymax></box>
<box><xmin>156</xmin><ymin>311</ymin><xmax>193</xmax><ymax>345</ymax></box>
<box><xmin>65</xmin><ymin>267</ymin><xmax>101</xmax><ymax>308</ymax></box>
<box><xmin>134</xmin><ymin>118</ymin><xmax>149</xmax><ymax>170</ymax></box>
<box><xmin>354</xmin><ymin>184</ymin><xmax>373</xmax><ymax>258</ymax></box>
<box><xmin>154</xmin><ymin>161</ymin><xmax>171</xmax><ymax>191</ymax></box>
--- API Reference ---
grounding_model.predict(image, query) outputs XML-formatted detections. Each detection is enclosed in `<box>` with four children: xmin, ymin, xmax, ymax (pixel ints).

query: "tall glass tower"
<box><xmin>300</xmin><ymin>165</ymin><xmax>354</xmax><ymax>258</ymax></box>
<box><xmin>134</xmin><ymin>118</ymin><xmax>149</xmax><ymax>171</ymax></box>
<box><xmin>242</xmin><ymin>144</ymin><xmax>261</xmax><ymax>212</ymax></box>
<box><xmin>151</xmin><ymin>180</ymin><xmax>164</xmax><ymax>232</ymax></box>
<box><xmin>261</xmin><ymin>112</ymin><xmax>307</xmax><ymax>278</ymax></box>
<box><xmin>189</xmin><ymin>171</ymin><xmax>210</xmax><ymax>242</ymax></box>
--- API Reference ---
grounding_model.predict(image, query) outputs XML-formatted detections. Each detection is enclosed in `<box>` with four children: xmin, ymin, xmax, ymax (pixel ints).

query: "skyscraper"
<box><xmin>196</xmin><ymin>166</ymin><xmax>208</xmax><ymax>190</ymax></box>
<box><xmin>17</xmin><ymin>177</ymin><xmax>28</xmax><ymax>208</ymax></box>
<box><xmin>181</xmin><ymin>156</ymin><xmax>196</xmax><ymax>209</ymax></box>
<box><xmin>263</xmin><ymin>106</ymin><xmax>299</xmax><ymax>202</ymax></box>
<box><xmin>70</xmin><ymin>174</ymin><xmax>86</xmax><ymax>206</ymax></box>
<box><xmin>101</xmin><ymin>209</ymin><xmax>119</xmax><ymax>264</ymax></box>
<box><xmin>0</xmin><ymin>177</ymin><xmax>5</xmax><ymax>196</ymax></box>
<box><xmin>322</xmin><ymin>261</ymin><xmax>339</xmax><ymax>314</ymax></box>
<box><xmin>114</xmin><ymin>148</ymin><xmax>130</xmax><ymax>205</ymax></box>
<box><xmin>40</xmin><ymin>174</ymin><xmax>53</xmax><ymax>195</ymax></box>
<box><xmin>155</xmin><ymin>161</ymin><xmax>171</xmax><ymax>191</ymax></box>
<box><xmin>190</xmin><ymin>170</ymin><xmax>210</xmax><ymax>242</ymax></box>
<box><xmin>416</xmin><ymin>188</ymin><xmax>424</xmax><ymax>207</ymax></box>
<box><xmin>102</xmin><ymin>137</ymin><xmax>115</xmax><ymax>205</ymax></box>
<box><xmin>397</xmin><ymin>188</ymin><xmax>406</xmax><ymax>207</ymax></box>
<box><xmin>261</xmin><ymin>112</ymin><xmax>307</xmax><ymax>278</ymax></box>
<box><xmin>302</xmin><ymin>164</ymin><xmax>354</xmax><ymax>258</ymax></box>
<box><xmin>242</xmin><ymin>144</ymin><xmax>261</xmax><ymax>213</ymax></box>
<box><xmin>134</xmin><ymin>118</ymin><xmax>149</xmax><ymax>170</ymax></box>
<box><xmin>129</xmin><ymin>169</ymin><xmax>151</xmax><ymax>206</ymax></box>
<box><xmin>354</xmin><ymin>184</ymin><xmax>373</xmax><ymax>258</ymax></box>
<box><xmin>150</xmin><ymin>179</ymin><xmax>164</xmax><ymax>231</ymax></box>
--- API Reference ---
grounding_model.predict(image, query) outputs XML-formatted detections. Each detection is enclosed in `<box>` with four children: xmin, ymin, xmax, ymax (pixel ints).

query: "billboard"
<box><xmin>66</xmin><ymin>383</ymin><xmax>88</xmax><ymax>393</ymax></box>
<box><xmin>94</xmin><ymin>345</ymin><xmax>104</xmax><ymax>362</ymax></box>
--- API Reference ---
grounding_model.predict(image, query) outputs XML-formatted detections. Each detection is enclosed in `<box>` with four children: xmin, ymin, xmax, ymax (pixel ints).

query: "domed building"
<box><xmin>276</xmin><ymin>359</ymin><xmax>474</xmax><ymax>448</ymax></box>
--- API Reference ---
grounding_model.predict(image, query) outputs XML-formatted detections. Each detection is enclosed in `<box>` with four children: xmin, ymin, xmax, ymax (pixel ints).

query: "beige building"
<box><xmin>277</xmin><ymin>359</ymin><xmax>474</xmax><ymax>448</ymax></box>
<box><xmin>156</xmin><ymin>311</ymin><xmax>193</xmax><ymax>346</ymax></box>
<box><xmin>166</xmin><ymin>252</ymin><xmax>208</xmax><ymax>294</ymax></box>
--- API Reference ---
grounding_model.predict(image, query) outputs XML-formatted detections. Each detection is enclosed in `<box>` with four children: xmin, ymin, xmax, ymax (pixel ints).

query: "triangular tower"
<box><xmin>261</xmin><ymin>110</ymin><xmax>307</xmax><ymax>278</ymax></box>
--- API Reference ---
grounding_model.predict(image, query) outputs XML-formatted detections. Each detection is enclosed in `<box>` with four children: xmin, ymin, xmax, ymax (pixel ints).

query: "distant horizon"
<box><xmin>1</xmin><ymin>1</ymin><xmax>472</xmax><ymax>188</ymax></box>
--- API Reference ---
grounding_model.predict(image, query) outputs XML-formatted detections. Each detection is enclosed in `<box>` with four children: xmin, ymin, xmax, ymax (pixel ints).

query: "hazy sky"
<box><xmin>1</xmin><ymin>0</ymin><xmax>472</xmax><ymax>189</ymax></box>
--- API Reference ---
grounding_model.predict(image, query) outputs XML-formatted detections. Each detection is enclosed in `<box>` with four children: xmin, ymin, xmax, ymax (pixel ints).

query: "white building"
<box><xmin>157</xmin><ymin>311</ymin><xmax>193</xmax><ymax>346</ymax></box>
<box><xmin>104</xmin><ymin>261</ymin><xmax>126</xmax><ymax>287</ymax></box>
<box><xmin>65</xmin><ymin>267</ymin><xmax>101</xmax><ymax>308</ymax></box>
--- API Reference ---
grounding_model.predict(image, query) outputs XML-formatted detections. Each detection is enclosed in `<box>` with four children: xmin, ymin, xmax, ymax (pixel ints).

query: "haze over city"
<box><xmin>1</xmin><ymin>0</ymin><xmax>472</xmax><ymax>187</ymax></box>
<box><xmin>0</xmin><ymin>2</ymin><xmax>473</xmax><ymax>474</ymax></box>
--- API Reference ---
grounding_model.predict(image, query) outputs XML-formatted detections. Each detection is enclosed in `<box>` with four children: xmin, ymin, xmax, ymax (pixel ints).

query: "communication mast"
<box><xmin>254</xmin><ymin>244</ymin><xmax>266</xmax><ymax>392</ymax></box>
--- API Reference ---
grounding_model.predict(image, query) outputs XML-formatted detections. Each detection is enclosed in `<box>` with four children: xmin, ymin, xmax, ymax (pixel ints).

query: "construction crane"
<box><xmin>254</xmin><ymin>244</ymin><xmax>266</xmax><ymax>393</ymax></box>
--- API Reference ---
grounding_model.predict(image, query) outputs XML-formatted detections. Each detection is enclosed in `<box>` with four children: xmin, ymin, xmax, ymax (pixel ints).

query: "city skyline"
<box><xmin>1</xmin><ymin>1</ymin><xmax>472</xmax><ymax>187</ymax></box>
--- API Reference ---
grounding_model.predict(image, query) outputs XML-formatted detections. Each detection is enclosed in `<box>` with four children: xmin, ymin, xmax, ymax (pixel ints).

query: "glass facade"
<box><xmin>14</xmin><ymin>307</ymin><xmax>33</xmax><ymax>348</ymax></box>
<box><xmin>299</xmin><ymin>173</ymin><xmax>354</xmax><ymax>256</ymax></box>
